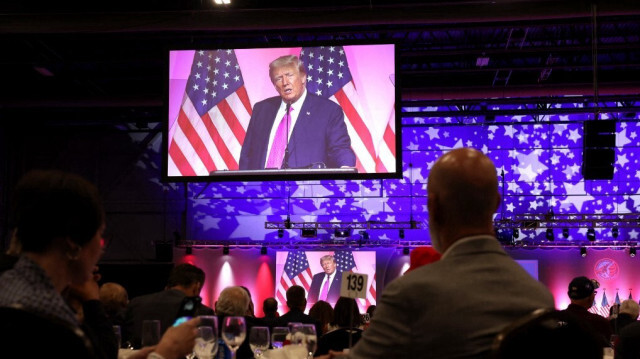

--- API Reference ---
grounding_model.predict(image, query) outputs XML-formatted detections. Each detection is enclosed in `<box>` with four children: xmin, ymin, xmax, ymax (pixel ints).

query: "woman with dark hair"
<box><xmin>314</xmin><ymin>297</ymin><xmax>363</xmax><ymax>356</ymax></box>
<box><xmin>309</xmin><ymin>300</ymin><xmax>334</xmax><ymax>335</ymax></box>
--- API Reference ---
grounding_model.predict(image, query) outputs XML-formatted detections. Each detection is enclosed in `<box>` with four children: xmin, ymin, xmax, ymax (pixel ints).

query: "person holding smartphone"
<box><xmin>123</xmin><ymin>263</ymin><xmax>214</xmax><ymax>348</ymax></box>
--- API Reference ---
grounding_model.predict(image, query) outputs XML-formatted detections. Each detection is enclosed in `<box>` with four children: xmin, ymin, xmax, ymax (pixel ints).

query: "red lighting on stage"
<box><xmin>255</xmin><ymin>261</ymin><xmax>274</xmax><ymax>317</ymax></box>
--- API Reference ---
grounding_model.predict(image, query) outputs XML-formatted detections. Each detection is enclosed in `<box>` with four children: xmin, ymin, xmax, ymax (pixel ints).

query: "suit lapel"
<box><xmin>289</xmin><ymin>95</ymin><xmax>313</xmax><ymax>152</ymax></box>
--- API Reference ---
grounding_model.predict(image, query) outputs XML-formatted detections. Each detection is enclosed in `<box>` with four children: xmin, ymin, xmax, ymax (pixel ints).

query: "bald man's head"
<box><xmin>427</xmin><ymin>148</ymin><xmax>500</xmax><ymax>252</ymax></box>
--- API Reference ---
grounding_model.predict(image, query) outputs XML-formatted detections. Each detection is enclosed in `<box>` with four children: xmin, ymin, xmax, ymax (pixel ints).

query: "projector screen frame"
<box><xmin>163</xmin><ymin>39</ymin><xmax>402</xmax><ymax>183</ymax></box>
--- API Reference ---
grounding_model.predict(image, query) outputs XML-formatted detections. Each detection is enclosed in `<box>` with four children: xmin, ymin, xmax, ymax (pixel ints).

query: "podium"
<box><xmin>210</xmin><ymin>168</ymin><xmax>358</xmax><ymax>176</ymax></box>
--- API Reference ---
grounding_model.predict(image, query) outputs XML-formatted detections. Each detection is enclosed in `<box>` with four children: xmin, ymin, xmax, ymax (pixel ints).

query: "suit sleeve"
<box><xmin>239</xmin><ymin>110</ymin><xmax>259</xmax><ymax>170</ymax></box>
<box><xmin>348</xmin><ymin>279</ymin><xmax>412</xmax><ymax>359</ymax></box>
<box><xmin>325</xmin><ymin>104</ymin><xmax>356</xmax><ymax>168</ymax></box>
<box><xmin>307</xmin><ymin>273</ymin><xmax>321</xmax><ymax>303</ymax></box>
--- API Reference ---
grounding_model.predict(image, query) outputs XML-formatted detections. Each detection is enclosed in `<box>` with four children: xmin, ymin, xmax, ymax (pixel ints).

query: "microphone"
<box><xmin>281</xmin><ymin>102</ymin><xmax>292</xmax><ymax>169</ymax></box>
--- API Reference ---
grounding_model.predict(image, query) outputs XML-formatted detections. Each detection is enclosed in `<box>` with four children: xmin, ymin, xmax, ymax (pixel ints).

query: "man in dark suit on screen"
<box><xmin>238</xmin><ymin>55</ymin><xmax>356</xmax><ymax>170</ymax></box>
<box><xmin>307</xmin><ymin>254</ymin><xmax>342</xmax><ymax>305</ymax></box>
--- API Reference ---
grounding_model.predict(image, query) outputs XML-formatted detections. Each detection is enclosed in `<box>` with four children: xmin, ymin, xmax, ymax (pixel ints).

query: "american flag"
<box><xmin>615</xmin><ymin>291</ymin><xmax>621</xmax><ymax>305</ymax></box>
<box><xmin>334</xmin><ymin>250</ymin><xmax>358</xmax><ymax>273</ymax></box>
<box><xmin>376</xmin><ymin>106</ymin><xmax>396</xmax><ymax>172</ymax></box>
<box><xmin>334</xmin><ymin>250</ymin><xmax>378</xmax><ymax>312</ymax></box>
<box><xmin>360</xmin><ymin>272</ymin><xmax>377</xmax><ymax>312</ymax></box>
<box><xmin>277</xmin><ymin>250</ymin><xmax>312</xmax><ymax>305</ymax></box>
<box><xmin>591</xmin><ymin>290</ymin><xmax>610</xmax><ymax>317</ymax></box>
<box><xmin>300</xmin><ymin>46</ymin><xmax>380</xmax><ymax>174</ymax></box>
<box><xmin>168</xmin><ymin>49</ymin><xmax>252</xmax><ymax>176</ymax></box>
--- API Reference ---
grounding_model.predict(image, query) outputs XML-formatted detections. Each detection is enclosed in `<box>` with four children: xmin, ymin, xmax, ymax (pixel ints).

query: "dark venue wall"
<box><xmin>1</xmin><ymin>1</ymin><xmax>639</xmax><ymax>314</ymax></box>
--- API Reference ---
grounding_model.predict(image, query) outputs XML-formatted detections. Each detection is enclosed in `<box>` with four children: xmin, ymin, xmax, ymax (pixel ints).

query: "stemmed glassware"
<box><xmin>271</xmin><ymin>327</ymin><xmax>290</xmax><ymax>349</ymax></box>
<box><xmin>192</xmin><ymin>316</ymin><xmax>218</xmax><ymax>359</ymax></box>
<box><xmin>289</xmin><ymin>323</ymin><xmax>305</xmax><ymax>346</ymax></box>
<box><xmin>222</xmin><ymin>316</ymin><xmax>246</xmax><ymax>359</ymax></box>
<box><xmin>249</xmin><ymin>326</ymin><xmax>270</xmax><ymax>358</ymax></box>
<box><xmin>300</xmin><ymin>324</ymin><xmax>317</xmax><ymax>359</ymax></box>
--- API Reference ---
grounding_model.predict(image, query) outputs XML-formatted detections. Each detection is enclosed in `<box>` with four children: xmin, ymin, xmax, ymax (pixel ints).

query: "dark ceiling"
<box><xmin>1</xmin><ymin>0</ymin><xmax>639</xmax><ymax>126</ymax></box>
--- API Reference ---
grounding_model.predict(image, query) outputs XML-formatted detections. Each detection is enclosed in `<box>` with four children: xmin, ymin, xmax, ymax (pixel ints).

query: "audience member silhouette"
<box><xmin>616</xmin><ymin>314</ymin><xmax>640</xmax><ymax>359</ymax></box>
<box><xmin>327</xmin><ymin>148</ymin><xmax>554</xmax><ymax>359</ymax></box>
<box><xmin>315</xmin><ymin>297</ymin><xmax>363</xmax><ymax>356</ymax></box>
<box><xmin>610</xmin><ymin>299</ymin><xmax>639</xmax><ymax>335</ymax></box>
<box><xmin>100</xmin><ymin>282</ymin><xmax>129</xmax><ymax>327</ymax></box>
<box><xmin>240</xmin><ymin>285</ymin><xmax>256</xmax><ymax>317</ymax></box>
<box><xmin>276</xmin><ymin>285</ymin><xmax>323</xmax><ymax>336</ymax></box>
<box><xmin>216</xmin><ymin>286</ymin><xmax>264</xmax><ymax>359</ymax></box>
<box><xmin>261</xmin><ymin>297</ymin><xmax>280</xmax><ymax>328</ymax></box>
<box><xmin>123</xmin><ymin>262</ymin><xmax>214</xmax><ymax>348</ymax></box>
<box><xmin>561</xmin><ymin>276</ymin><xmax>611</xmax><ymax>347</ymax></box>
<box><xmin>0</xmin><ymin>170</ymin><xmax>116</xmax><ymax>359</ymax></box>
<box><xmin>309</xmin><ymin>300</ymin><xmax>334</xmax><ymax>335</ymax></box>
<box><xmin>0</xmin><ymin>169</ymin><xmax>199</xmax><ymax>359</ymax></box>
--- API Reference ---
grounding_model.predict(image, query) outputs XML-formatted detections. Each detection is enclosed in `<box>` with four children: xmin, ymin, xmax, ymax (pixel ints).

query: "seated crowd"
<box><xmin>1</xmin><ymin>149</ymin><xmax>637</xmax><ymax>359</ymax></box>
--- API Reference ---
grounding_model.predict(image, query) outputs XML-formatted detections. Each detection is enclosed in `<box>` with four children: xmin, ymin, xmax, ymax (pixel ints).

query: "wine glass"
<box><xmin>289</xmin><ymin>323</ymin><xmax>305</xmax><ymax>346</ymax></box>
<box><xmin>194</xmin><ymin>326</ymin><xmax>218</xmax><ymax>359</ymax></box>
<box><xmin>192</xmin><ymin>316</ymin><xmax>218</xmax><ymax>359</ymax></box>
<box><xmin>300</xmin><ymin>324</ymin><xmax>317</xmax><ymax>359</ymax></box>
<box><xmin>222</xmin><ymin>316</ymin><xmax>246</xmax><ymax>359</ymax></box>
<box><xmin>271</xmin><ymin>327</ymin><xmax>290</xmax><ymax>349</ymax></box>
<box><xmin>249</xmin><ymin>326</ymin><xmax>270</xmax><ymax>358</ymax></box>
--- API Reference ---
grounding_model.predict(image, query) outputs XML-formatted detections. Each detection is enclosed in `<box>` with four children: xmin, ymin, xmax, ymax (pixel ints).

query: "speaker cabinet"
<box><xmin>582</xmin><ymin>120</ymin><xmax>616</xmax><ymax>180</ymax></box>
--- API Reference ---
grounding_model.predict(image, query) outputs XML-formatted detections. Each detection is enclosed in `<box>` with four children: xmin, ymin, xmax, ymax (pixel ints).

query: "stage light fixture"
<box><xmin>587</xmin><ymin>227</ymin><xmax>596</xmax><ymax>242</ymax></box>
<box><xmin>630</xmin><ymin>247</ymin><xmax>636</xmax><ymax>258</ymax></box>
<box><xmin>403</xmin><ymin>247</ymin><xmax>410</xmax><ymax>255</ymax></box>
<box><xmin>277</xmin><ymin>229</ymin><xmax>284</xmax><ymax>238</ymax></box>
<box><xmin>359</xmin><ymin>230</ymin><xmax>370</xmax><ymax>241</ymax></box>
<box><xmin>580</xmin><ymin>247</ymin><xmax>587</xmax><ymax>257</ymax></box>
<box><xmin>223</xmin><ymin>245</ymin><xmax>229</xmax><ymax>255</ymax></box>
<box><xmin>545</xmin><ymin>228</ymin><xmax>554</xmax><ymax>241</ymax></box>
<box><xmin>612</xmin><ymin>226</ymin><xmax>619</xmax><ymax>239</ymax></box>
<box><xmin>301</xmin><ymin>228</ymin><xmax>317</xmax><ymax>238</ymax></box>
<box><xmin>399</xmin><ymin>229</ymin><xmax>405</xmax><ymax>239</ymax></box>
<box><xmin>334</xmin><ymin>229</ymin><xmax>351</xmax><ymax>238</ymax></box>
<box><xmin>512</xmin><ymin>228</ymin><xmax>519</xmax><ymax>239</ymax></box>
<box><xmin>214</xmin><ymin>0</ymin><xmax>230</xmax><ymax>4</ymax></box>
<box><xmin>261</xmin><ymin>246</ymin><xmax>267</xmax><ymax>255</ymax></box>
<box><xmin>562</xmin><ymin>228</ymin><xmax>569</xmax><ymax>238</ymax></box>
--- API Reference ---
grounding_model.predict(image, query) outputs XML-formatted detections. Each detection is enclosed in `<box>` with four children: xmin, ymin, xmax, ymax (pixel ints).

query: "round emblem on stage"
<box><xmin>594</xmin><ymin>258</ymin><xmax>619</xmax><ymax>281</ymax></box>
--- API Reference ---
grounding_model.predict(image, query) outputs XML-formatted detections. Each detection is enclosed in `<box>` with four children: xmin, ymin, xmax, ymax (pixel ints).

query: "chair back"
<box><xmin>490</xmin><ymin>308</ymin><xmax>603</xmax><ymax>359</ymax></box>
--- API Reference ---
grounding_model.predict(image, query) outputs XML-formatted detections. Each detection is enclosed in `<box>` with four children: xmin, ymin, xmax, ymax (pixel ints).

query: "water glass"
<box><xmin>289</xmin><ymin>323</ymin><xmax>305</xmax><ymax>346</ymax></box>
<box><xmin>141</xmin><ymin>320</ymin><xmax>161</xmax><ymax>347</ymax></box>
<box><xmin>249</xmin><ymin>326</ymin><xmax>270</xmax><ymax>358</ymax></box>
<box><xmin>301</xmin><ymin>324</ymin><xmax>317</xmax><ymax>358</ymax></box>
<box><xmin>113</xmin><ymin>325</ymin><xmax>122</xmax><ymax>349</ymax></box>
<box><xmin>194</xmin><ymin>326</ymin><xmax>218</xmax><ymax>359</ymax></box>
<box><xmin>271</xmin><ymin>327</ymin><xmax>290</xmax><ymax>349</ymax></box>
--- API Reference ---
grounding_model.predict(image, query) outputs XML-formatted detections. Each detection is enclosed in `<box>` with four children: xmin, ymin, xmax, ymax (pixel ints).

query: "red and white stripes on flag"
<box><xmin>357</xmin><ymin>272</ymin><xmax>377</xmax><ymax>313</ymax></box>
<box><xmin>300</xmin><ymin>46</ymin><xmax>385</xmax><ymax>174</ymax></box>
<box><xmin>168</xmin><ymin>49</ymin><xmax>252</xmax><ymax>176</ymax></box>
<box><xmin>375</xmin><ymin>106</ymin><xmax>396</xmax><ymax>172</ymax></box>
<box><xmin>277</xmin><ymin>251</ymin><xmax>313</xmax><ymax>306</ymax></box>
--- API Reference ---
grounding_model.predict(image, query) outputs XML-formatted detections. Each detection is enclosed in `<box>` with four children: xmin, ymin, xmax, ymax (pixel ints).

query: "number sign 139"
<box><xmin>339</xmin><ymin>271</ymin><xmax>368</xmax><ymax>299</ymax></box>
